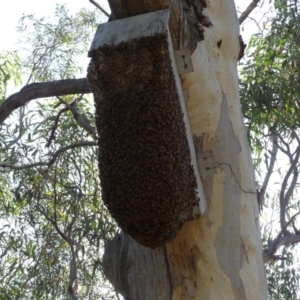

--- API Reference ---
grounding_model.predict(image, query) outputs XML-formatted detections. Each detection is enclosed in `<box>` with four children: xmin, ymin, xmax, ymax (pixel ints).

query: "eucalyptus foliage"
<box><xmin>0</xmin><ymin>5</ymin><xmax>118</xmax><ymax>299</ymax></box>
<box><xmin>0</xmin><ymin>52</ymin><xmax>21</xmax><ymax>103</ymax></box>
<box><xmin>2</xmin><ymin>0</ymin><xmax>300</xmax><ymax>299</ymax></box>
<box><xmin>240</xmin><ymin>0</ymin><xmax>300</xmax><ymax>141</ymax></box>
<box><xmin>240</xmin><ymin>0</ymin><xmax>300</xmax><ymax>298</ymax></box>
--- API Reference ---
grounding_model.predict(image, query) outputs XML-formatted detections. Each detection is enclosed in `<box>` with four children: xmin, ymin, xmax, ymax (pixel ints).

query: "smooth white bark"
<box><xmin>165</xmin><ymin>1</ymin><xmax>268</xmax><ymax>299</ymax></box>
<box><xmin>101</xmin><ymin>1</ymin><xmax>268</xmax><ymax>299</ymax></box>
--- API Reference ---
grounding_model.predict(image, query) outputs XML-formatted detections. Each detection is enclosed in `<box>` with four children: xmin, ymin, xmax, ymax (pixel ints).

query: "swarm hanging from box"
<box><xmin>87</xmin><ymin>10</ymin><xmax>203</xmax><ymax>249</ymax></box>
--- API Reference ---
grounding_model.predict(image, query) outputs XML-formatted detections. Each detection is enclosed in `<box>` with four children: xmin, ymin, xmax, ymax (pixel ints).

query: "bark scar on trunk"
<box><xmin>167</xmin><ymin>240</ymin><xmax>201</xmax><ymax>299</ymax></box>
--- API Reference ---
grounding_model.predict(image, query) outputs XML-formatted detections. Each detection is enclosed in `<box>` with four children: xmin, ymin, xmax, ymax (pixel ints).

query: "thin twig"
<box><xmin>36</xmin><ymin>183</ymin><xmax>78</xmax><ymax>300</ymax></box>
<box><xmin>258</xmin><ymin>136</ymin><xmax>278</xmax><ymax>208</ymax></box>
<box><xmin>46</xmin><ymin>107</ymin><xmax>69</xmax><ymax>147</ymax></box>
<box><xmin>53</xmin><ymin>163</ymin><xmax>61</xmax><ymax>240</ymax></box>
<box><xmin>0</xmin><ymin>141</ymin><xmax>96</xmax><ymax>170</ymax></box>
<box><xmin>36</xmin><ymin>204</ymin><xmax>71</xmax><ymax>244</ymax></box>
<box><xmin>57</xmin><ymin>96</ymin><xmax>96</xmax><ymax>139</ymax></box>
<box><xmin>239</xmin><ymin>0</ymin><xmax>261</xmax><ymax>25</ymax></box>
<box><xmin>89</xmin><ymin>0</ymin><xmax>110</xmax><ymax>17</ymax></box>
<box><xmin>275</xmin><ymin>134</ymin><xmax>291</xmax><ymax>156</ymax></box>
<box><xmin>6</xmin><ymin>107</ymin><xmax>25</xmax><ymax>148</ymax></box>
<box><xmin>66</xmin><ymin>219</ymin><xmax>79</xmax><ymax>299</ymax></box>
<box><xmin>283</xmin><ymin>167</ymin><xmax>298</xmax><ymax>208</ymax></box>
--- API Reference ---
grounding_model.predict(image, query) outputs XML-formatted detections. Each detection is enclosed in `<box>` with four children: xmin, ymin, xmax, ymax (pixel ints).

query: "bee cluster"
<box><xmin>87</xmin><ymin>32</ymin><xmax>198</xmax><ymax>248</ymax></box>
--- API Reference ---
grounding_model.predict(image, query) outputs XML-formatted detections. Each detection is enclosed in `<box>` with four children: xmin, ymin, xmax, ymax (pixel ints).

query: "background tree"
<box><xmin>0</xmin><ymin>5</ymin><xmax>118</xmax><ymax>299</ymax></box>
<box><xmin>0</xmin><ymin>0</ymin><xmax>300</xmax><ymax>299</ymax></box>
<box><xmin>240</xmin><ymin>0</ymin><xmax>300</xmax><ymax>298</ymax></box>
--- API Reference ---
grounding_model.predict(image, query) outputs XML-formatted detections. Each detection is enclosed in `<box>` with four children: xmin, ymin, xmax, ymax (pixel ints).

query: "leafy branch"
<box><xmin>57</xmin><ymin>96</ymin><xmax>96</xmax><ymax>138</ymax></box>
<box><xmin>0</xmin><ymin>141</ymin><xmax>96</xmax><ymax>170</ymax></box>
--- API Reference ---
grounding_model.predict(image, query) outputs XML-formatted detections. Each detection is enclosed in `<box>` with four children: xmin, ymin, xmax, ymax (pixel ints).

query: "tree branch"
<box><xmin>46</xmin><ymin>107</ymin><xmax>69</xmax><ymax>147</ymax></box>
<box><xmin>52</xmin><ymin>165</ymin><xmax>79</xmax><ymax>300</ymax></box>
<box><xmin>239</xmin><ymin>0</ymin><xmax>261</xmax><ymax>25</ymax></box>
<box><xmin>0</xmin><ymin>141</ymin><xmax>96</xmax><ymax>170</ymax></box>
<box><xmin>263</xmin><ymin>212</ymin><xmax>300</xmax><ymax>263</ymax></box>
<box><xmin>68</xmin><ymin>256</ymin><xmax>79</xmax><ymax>300</ymax></box>
<box><xmin>258</xmin><ymin>137</ymin><xmax>278</xmax><ymax>209</ymax></box>
<box><xmin>89</xmin><ymin>0</ymin><xmax>110</xmax><ymax>17</ymax></box>
<box><xmin>279</xmin><ymin>146</ymin><xmax>300</xmax><ymax>233</ymax></box>
<box><xmin>0</xmin><ymin>78</ymin><xmax>91</xmax><ymax>125</ymax></box>
<box><xmin>57</xmin><ymin>96</ymin><xmax>97</xmax><ymax>139</ymax></box>
<box><xmin>37</xmin><ymin>182</ymin><xmax>79</xmax><ymax>300</ymax></box>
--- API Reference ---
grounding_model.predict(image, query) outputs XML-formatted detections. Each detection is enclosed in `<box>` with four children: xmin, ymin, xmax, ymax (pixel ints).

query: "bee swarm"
<box><xmin>87</xmin><ymin>32</ymin><xmax>199</xmax><ymax>249</ymax></box>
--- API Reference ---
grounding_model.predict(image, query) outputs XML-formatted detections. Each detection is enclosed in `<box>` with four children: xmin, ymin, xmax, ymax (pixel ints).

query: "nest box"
<box><xmin>87</xmin><ymin>9</ymin><xmax>206</xmax><ymax>249</ymax></box>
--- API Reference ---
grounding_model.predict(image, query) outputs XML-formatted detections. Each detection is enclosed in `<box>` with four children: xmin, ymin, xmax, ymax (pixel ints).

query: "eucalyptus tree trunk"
<box><xmin>101</xmin><ymin>0</ymin><xmax>268</xmax><ymax>299</ymax></box>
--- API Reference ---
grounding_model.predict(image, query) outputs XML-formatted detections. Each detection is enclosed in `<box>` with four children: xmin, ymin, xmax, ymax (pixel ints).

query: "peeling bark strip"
<box><xmin>88</xmin><ymin>29</ymin><xmax>200</xmax><ymax>249</ymax></box>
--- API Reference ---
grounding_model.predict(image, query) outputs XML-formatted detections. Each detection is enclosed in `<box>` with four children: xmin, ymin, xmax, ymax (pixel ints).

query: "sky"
<box><xmin>0</xmin><ymin>0</ymin><xmax>272</xmax><ymax>52</ymax></box>
<box><xmin>0</xmin><ymin>0</ymin><xmax>110</xmax><ymax>52</ymax></box>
